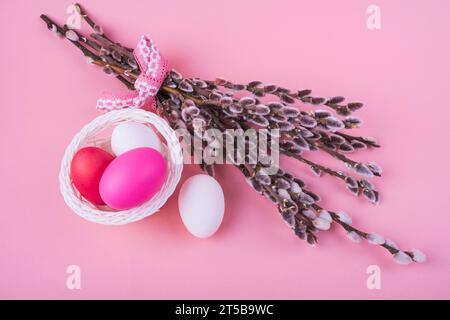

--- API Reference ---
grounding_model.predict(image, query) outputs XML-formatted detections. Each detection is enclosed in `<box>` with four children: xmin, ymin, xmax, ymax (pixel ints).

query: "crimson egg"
<box><xmin>70</xmin><ymin>147</ymin><xmax>114</xmax><ymax>205</ymax></box>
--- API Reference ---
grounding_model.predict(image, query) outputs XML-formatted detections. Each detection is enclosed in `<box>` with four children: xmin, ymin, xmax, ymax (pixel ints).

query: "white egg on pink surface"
<box><xmin>111</xmin><ymin>122</ymin><xmax>162</xmax><ymax>156</ymax></box>
<box><xmin>178</xmin><ymin>174</ymin><xmax>225</xmax><ymax>238</ymax></box>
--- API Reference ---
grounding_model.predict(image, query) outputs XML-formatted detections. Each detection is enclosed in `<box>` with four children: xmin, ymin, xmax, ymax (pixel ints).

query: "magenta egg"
<box><xmin>99</xmin><ymin>147</ymin><xmax>167</xmax><ymax>210</ymax></box>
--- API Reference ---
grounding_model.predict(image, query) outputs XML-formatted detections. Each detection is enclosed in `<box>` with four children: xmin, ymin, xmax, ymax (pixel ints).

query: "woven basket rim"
<box><xmin>59</xmin><ymin>109</ymin><xmax>183</xmax><ymax>225</ymax></box>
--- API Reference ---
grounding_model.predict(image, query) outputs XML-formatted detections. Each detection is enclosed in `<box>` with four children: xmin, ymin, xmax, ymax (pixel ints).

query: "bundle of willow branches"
<box><xmin>40</xmin><ymin>3</ymin><xmax>425</xmax><ymax>265</ymax></box>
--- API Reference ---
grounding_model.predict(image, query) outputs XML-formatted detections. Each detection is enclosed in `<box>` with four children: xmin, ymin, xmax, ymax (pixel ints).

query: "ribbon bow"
<box><xmin>96</xmin><ymin>35</ymin><xmax>169</xmax><ymax>112</ymax></box>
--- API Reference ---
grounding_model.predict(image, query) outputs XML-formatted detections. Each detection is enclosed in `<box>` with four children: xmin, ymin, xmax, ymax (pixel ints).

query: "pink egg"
<box><xmin>99</xmin><ymin>147</ymin><xmax>167</xmax><ymax>210</ymax></box>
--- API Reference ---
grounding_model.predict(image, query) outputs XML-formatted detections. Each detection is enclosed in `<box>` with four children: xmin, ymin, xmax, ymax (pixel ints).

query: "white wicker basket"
<box><xmin>59</xmin><ymin>109</ymin><xmax>183</xmax><ymax>225</ymax></box>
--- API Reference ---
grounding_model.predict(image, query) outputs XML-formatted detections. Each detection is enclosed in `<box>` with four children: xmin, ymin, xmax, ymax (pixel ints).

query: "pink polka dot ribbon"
<box><xmin>96</xmin><ymin>36</ymin><xmax>169</xmax><ymax>112</ymax></box>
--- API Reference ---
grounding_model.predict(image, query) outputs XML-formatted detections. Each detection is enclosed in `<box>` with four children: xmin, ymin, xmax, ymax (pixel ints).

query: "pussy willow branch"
<box><xmin>188</xmin><ymin>80</ymin><xmax>380</xmax><ymax>180</ymax></box>
<box><xmin>41</xmin><ymin>13</ymin><xmax>380</xmax><ymax>200</ymax></box>
<box><xmin>40</xmin><ymin>6</ymin><xmax>425</xmax><ymax>264</ymax></box>
<box><xmin>244</xmin><ymin>163</ymin><xmax>403</xmax><ymax>256</ymax></box>
<box><xmin>40</xmin><ymin>14</ymin><xmax>135</xmax><ymax>90</ymax></box>
<box><xmin>187</xmin><ymin>102</ymin><xmax>383</xmax><ymax>251</ymax></box>
<box><xmin>336</xmin><ymin>131</ymin><xmax>380</xmax><ymax>148</ymax></box>
<box><xmin>311</xmin><ymin>204</ymin><xmax>403</xmax><ymax>256</ymax></box>
<box><xmin>187</xmin><ymin>77</ymin><xmax>380</xmax><ymax>178</ymax></box>
<box><xmin>74</xmin><ymin>2</ymin><xmax>132</xmax><ymax>51</ymax></box>
<box><xmin>282</xmin><ymin>148</ymin><xmax>345</xmax><ymax>179</ymax></box>
<box><xmin>212</xmin><ymin>78</ymin><xmax>365</xmax><ymax>117</ymax></box>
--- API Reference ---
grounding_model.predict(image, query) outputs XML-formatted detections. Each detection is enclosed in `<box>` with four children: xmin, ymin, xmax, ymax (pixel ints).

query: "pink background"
<box><xmin>1</xmin><ymin>0</ymin><xmax>450</xmax><ymax>299</ymax></box>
